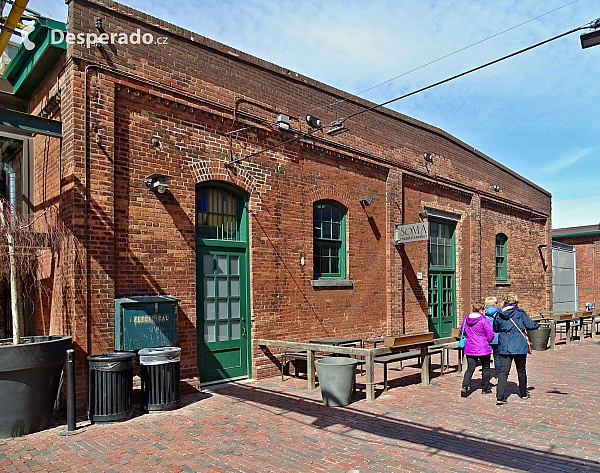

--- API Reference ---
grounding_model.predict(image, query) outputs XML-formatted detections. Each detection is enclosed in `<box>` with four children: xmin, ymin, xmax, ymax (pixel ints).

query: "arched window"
<box><xmin>313</xmin><ymin>200</ymin><xmax>346</xmax><ymax>279</ymax></box>
<box><xmin>196</xmin><ymin>184</ymin><xmax>247</xmax><ymax>241</ymax></box>
<box><xmin>495</xmin><ymin>233</ymin><xmax>508</xmax><ymax>282</ymax></box>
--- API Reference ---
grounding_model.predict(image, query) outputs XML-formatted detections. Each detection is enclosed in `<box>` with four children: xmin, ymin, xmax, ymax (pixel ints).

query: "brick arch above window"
<box><xmin>307</xmin><ymin>186</ymin><xmax>352</xmax><ymax>211</ymax></box>
<box><xmin>188</xmin><ymin>160</ymin><xmax>263</xmax><ymax>212</ymax></box>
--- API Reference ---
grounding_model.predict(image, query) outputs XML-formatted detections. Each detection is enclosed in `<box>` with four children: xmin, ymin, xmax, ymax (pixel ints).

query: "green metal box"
<box><xmin>114</xmin><ymin>295</ymin><xmax>180</xmax><ymax>351</ymax></box>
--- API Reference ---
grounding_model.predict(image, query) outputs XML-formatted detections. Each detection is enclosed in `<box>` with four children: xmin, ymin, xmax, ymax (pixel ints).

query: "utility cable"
<box><xmin>229</xmin><ymin>21</ymin><xmax>594</xmax><ymax>166</ymax></box>
<box><xmin>326</xmin><ymin>0</ymin><xmax>582</xmax><ymax>109</ymax></box>
<box><xmin>339</xmin><ymin>24</ymin><xmax>588</xmax><ymax>123</ymax></box>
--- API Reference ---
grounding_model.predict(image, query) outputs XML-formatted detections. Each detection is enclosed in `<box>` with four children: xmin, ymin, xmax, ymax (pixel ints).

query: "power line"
<box><xmin>339</xmin><ymin>24</ymin><xmax>588</xmax><ymax>123</ymax></box>
<box><xmin>230</xmin><ymin>21</ymin><xmax>593</xmax><ymax>166</ymax></box>
<box><xmin>326</xmin><ymin>0</ymin><xmax>582</xmax><ymax>109</ymax></box>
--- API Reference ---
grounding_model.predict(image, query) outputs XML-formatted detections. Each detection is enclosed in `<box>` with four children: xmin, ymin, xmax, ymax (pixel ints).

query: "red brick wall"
<box><xmin>479</xmin><ymin>201</ymin><xmax>549</xmax><ymax>315</ymax></box>
<box><xmin>26</xmin><ymin>0</ymin><xmax>552</xmax><ymax>398</ymax></box>
<box><xmin>554</xmin><ymin>235</ymin><xmax>600</xmax><ymax>310</ymax></box>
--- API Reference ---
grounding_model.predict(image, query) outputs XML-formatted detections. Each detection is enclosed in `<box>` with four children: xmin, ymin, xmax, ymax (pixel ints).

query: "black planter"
<box><xmin>527</xmin><ymin>326</ymin><xmax>552</xmax><ymax>351</ymax></box>
<box><xmin>0</xmin><ymin>335</ymin><xmax>72</xmax><ymax>438</ymax></box>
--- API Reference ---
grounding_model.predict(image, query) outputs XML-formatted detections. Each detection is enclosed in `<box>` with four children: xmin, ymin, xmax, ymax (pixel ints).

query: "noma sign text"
<box><xmin>394</xmin><ymin>222</ymin><xmax>428</xmax><ymax>244</ymax></box>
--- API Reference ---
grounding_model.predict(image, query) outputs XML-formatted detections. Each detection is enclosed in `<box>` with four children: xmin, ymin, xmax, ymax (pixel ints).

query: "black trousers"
<box><xmin>462</xmin><ymin>354</ymin><xmax>491</xmax><ymax>392</ymax></box>
<box><xmin>496</xmin><ymin>354</ymin><xmax>527</xmax><ymax>400</ymax></box>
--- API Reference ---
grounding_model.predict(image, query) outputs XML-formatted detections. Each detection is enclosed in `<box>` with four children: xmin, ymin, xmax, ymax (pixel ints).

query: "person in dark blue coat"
<box><xmin>493</xmin><ymin>292</ymin><xmax>539</xmax><ymax>405</ymax></box>
<box><xmin>484</xmin><ymin>296</ymin><xmax>501</xmax><ymax>378</ymax></box>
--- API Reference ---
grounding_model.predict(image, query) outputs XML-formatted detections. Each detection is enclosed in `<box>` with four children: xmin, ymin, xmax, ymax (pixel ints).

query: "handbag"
<box><xmin>457</xmin><ymin>323</ymin><xmax>466</xmax><ymax>349</ymax></box>
<box><xmin>509</xmin><ymin>317</ymin><xmax>532</xmax><ymax>354</ymax></box>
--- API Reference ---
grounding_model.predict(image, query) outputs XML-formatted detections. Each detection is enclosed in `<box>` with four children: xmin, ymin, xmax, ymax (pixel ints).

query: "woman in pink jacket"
<box><xmin>460</xmin><ymin>301</ymin><xmax>495</xmax><ymax>397</ymax></box>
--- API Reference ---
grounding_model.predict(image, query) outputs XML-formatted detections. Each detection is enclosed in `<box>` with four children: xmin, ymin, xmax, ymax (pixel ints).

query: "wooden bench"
<box><xmin>281</xmin><ymin>351</ymin><xmax>323</xmax><ymax>380</ymax></box>
<box><xmin>374</xmin><ymin>350</ymin><xmax>421</xmax><ymax>391</ymax></box>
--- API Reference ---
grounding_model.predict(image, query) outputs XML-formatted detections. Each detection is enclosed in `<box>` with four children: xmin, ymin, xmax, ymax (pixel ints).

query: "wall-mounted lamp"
<box><xmin>150</xmin><ymin>136</ymin><xmax>161</xmax><ymax>148</ymax></box>
<box><xmin>493</xmin><ymin>185</ymin><xmax>500</xmax><ymax>192</ymax></box>
<box><xmin>277</xmin><ymin>114</ymin><xmax>291</xmax><ymax>131</ymax></box>
<box><xmin>145</xmin><ymin>173</ymin><xmax>170</xmax><ymax>194</ymax></box>
<box><xmin>359</xmin><ymin>195</ymin><xmax>373</xmax><ymax>206</ymax></box>
<box><xmin>306</xmin><ymin>115</ymin><xmax>321</xmax><ymax>128</ymax></box>
<box><xmin>418</xmin><ymin>210</ymin><xmax>428</xmax><ymax>219</ymax></box>
<box><xmin>95</xmin><ymin>18</ymin><xmax>103</xmax><ymax>29</ymax></box>
<box><xmin>423</xmin><ymin>152</ymin><xmax>433</xmax><ymax>163</ymax></box>
<box><xmin>538</xmin><ymin>244</ymin><xmax>548</xmax><ymax>271</ymax></box>
<box><xmin>326</xmin><ymin>120</ymin><xmax>349</xmax><ymax>137</ymax></box>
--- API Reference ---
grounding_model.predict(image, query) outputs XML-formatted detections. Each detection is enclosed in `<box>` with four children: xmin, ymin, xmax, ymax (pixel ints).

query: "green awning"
<box><xmin>0</xmin><ymin>107</ymin><xmax>61</xmax><ymax>138</ymax></box>
<box><xmin>2</xmin><ymin>18</ymin><xmax>67</xmax><ymax>99</ymax></box>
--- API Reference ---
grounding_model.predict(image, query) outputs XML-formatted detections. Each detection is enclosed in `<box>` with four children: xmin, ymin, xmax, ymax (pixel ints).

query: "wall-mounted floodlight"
<box><xmin>277</xmin><ymin>114</ymin><xmax>291</xmax><ymax>131</ymax></box>
<box><xmin>418</xmin><ymin>210</ymin><xmax>428</xmax><ymax>219</ymax></box>
<box><xmin>359</xmin><ymin>195</ymin><xmax>373</xmax><ymax>206</ymax></box>
<box><xmin>493</xmin><ymin>185</ymin><xmax>500</xmax><ymax>192</ymax></box>
<box><xmin>423</xmin><ymin>152</ymin><xmax>433</xmax><ymax>163</ymax></box>
<box><xmin>326</xmin><ymin>120</ymin><xmax>349</xmax><ymax>136</ymax></box>
<box><xmin>145</xmin><ymin>173</ymin><xmax>170</xmax><ymax>194</ymax></box>
<box><xmin>95</xmin><ymin>18</ymin><xmax>103</xmax><ymax>29</ymax></box>
<box><xmin>306</xmin><ymin>115</ymin><xmax>321</xmax><ymax>128</ymax></box>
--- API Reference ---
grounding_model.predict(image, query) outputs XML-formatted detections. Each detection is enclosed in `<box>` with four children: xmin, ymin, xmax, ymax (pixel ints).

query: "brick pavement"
<box><xmin>1</xmin><ymin>340</ymin><xmax>600</xmax><ymax>472</ymax></box>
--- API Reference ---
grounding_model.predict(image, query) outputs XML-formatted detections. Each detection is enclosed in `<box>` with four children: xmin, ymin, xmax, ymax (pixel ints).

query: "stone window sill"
<box><xmin>495</xmin><ymin>280</ymin><xmax>511</xmax><ymax>287</ymax></box>
<box><xmin>311</xmin><ymin>279</ymin><xmax>354</xmax><ymax>288</ymax></box>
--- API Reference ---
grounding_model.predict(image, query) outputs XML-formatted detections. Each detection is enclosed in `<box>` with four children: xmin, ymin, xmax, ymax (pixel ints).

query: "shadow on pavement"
<box><xmin>214</xmin><ymin>382</ymin><xmax>599</xmax><ymax>472</ymax></box>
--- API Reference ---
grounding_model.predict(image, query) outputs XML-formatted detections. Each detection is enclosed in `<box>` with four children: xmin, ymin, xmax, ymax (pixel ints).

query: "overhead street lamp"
<box><xmin>580</xmin><ymin>19</ymin><xmax>600</xmax><ymax>49</ymax></box>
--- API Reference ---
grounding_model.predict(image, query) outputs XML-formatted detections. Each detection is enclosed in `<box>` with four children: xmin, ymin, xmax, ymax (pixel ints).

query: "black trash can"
<box><xmin>139</xmin><ymin>347</ymin><xmax>181</xmax><ymax>411</ymax></box>
<box><xmin>88</xmin><ymin>352</ymin><xmax>135</xmax><ymax>423</ymax></box>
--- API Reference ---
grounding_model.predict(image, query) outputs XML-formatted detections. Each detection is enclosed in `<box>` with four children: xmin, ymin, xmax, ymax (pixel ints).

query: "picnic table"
<box><xmin>309</xmin><ymin>337</ymin><xmax>363</xmax><ymax>348</ymax></box>
<box><xmin>257</xmin><ymin>332</ymin><xmax>436</xmax><ymax>402</ymax></box>
<box><xmin>537</xmin><ymin>310</ymin><xmax>598</xmax><ymax>348</ymax></box>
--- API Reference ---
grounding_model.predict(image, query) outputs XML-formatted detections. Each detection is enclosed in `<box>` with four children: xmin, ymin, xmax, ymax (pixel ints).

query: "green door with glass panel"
<box><xmin>428</xmin><ymin>220</ymin><xmax>456</xmax><ymax>338</ymax></box>
<box><xmin>196</xmin><ymin>183</ymin><xmax>250</xmax><ymax>383</ymax></box>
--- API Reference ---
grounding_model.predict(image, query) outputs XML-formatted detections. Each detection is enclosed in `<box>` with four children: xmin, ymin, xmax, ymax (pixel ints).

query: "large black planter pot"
<box><xmin>0</xmin><ymin>335</ymin><xmax>72</xmax><ymax>438</ymax></box>
<box><xmin>527</xmin><ymin>327</ymin><xmax>551</xmax><ymax>351</ymax></box>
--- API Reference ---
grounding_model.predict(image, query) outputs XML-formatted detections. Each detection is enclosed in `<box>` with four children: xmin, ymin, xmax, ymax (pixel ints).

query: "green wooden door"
<box><xmin>196</xmin><ymin>183</ymin><xmax>250</xmax><ymax>383</ymax></box>
<box><xmin>428</xmin><ymin>220</ymin><xmax>456</xmax><ymax>338</ymax></box>
<box><xmin>197</xmin><ymin>248</ymin><xmax>249</xmax><ymax>382</ymax></box>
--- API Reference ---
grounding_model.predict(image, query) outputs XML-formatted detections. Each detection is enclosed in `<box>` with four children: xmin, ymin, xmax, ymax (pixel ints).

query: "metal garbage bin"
<box><xmin>139</xmin><ymin>347</ymin><xmax>181</xmax><ymax>411</ymax></box>
<box><xmin>528</xmin><ymin>325</ymin><xmax>552</xmax><ymax>351</ymax></box>
<box><xmin>315</xmin><ymin>356</ymin><xmax>359</xmax><ymax>407</ymax></box>
<box><xmin>88</xmin><ymin>352</ymin><xmax>135</xmax><ymax>423</ymax></box>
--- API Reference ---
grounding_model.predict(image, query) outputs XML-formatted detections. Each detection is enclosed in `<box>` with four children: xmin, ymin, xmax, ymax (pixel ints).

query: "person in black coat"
<box><xmin>493</xmin><ymin>292</ymin><xmax>539</xmax><ymax>405</ymax></box>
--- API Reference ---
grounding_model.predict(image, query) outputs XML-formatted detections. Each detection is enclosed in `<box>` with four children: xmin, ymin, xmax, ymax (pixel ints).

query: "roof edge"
<box><xmin>79</xmin><ymin>0</ymin><xmax>550</xmax><ymax>197</ymax></box>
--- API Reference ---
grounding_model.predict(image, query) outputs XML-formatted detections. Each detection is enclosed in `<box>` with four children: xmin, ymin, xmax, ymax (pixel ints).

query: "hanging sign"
<box><xmin>394</xmin><ymin>222</ymin><xmax>428</xmax><ymax>244</ymax></box>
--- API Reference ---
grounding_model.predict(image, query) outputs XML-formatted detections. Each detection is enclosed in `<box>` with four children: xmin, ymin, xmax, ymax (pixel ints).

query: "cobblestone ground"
<box><xmin>1</xmin><ymin>339</ymin><xmax>600</xmax><ymax>472</ymax></box>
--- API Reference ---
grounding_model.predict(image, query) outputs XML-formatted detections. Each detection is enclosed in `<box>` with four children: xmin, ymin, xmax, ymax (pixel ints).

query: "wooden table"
<box><xmin>309</xmin><ymin>337</ymin><xmax>363</xmax><ymax>348</ymax></box>
<box><xmin>256</xmin><ymin>335</ymin><xmax>434</xmax><ymax>402</ymax></box>
<box><xmin>573</xmin><ymin>311</ymin><xmax>597</xmax><ymax>341</ymax></box>
<box><xmin>364</xmin><ymin>338</ymin><xmax>384</xmax><ymax>347</ymax></box>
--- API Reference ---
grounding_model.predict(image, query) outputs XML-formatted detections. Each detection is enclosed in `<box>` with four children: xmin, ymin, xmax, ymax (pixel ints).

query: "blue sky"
<box><xmin>30</xmin><ymin>0</ymin><xmax>600</xmax><ymax>229</ymax></box>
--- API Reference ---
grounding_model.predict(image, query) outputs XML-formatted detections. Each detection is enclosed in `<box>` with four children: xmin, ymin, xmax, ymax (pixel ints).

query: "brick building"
<box><xmin>0</xmin><ymin>0</ymin><xmax>552</xmax><ymax>401</ymax></box>
<box><xmin>552</xmin><ymin>224</ymin><xmax>600</xmax><ymax>311</ymax></box>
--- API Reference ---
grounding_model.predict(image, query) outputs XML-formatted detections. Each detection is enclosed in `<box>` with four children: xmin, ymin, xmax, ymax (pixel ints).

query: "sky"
<box><xmin>26</xmin><ymin>0</ymin><xmax>600</xmax><ymax>229</ymax></box>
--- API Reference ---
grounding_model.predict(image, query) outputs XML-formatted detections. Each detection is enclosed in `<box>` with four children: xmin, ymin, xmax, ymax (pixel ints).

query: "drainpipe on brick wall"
<box><xmin>3</xmin><ymin>161</ymin><xmax>16</xmax><ymax>209</ymax></box>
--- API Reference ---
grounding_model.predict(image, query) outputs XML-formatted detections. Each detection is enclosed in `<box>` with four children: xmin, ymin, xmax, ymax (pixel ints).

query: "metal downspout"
<box><xmin>3</xmin><ymin>161</ymin><xmax>16</xmax><ymax>209</ymax></box>
<box><xmin>0</xmin><ymin>0</ymin><xmax>30</xmax><ymax>57</ymax></box>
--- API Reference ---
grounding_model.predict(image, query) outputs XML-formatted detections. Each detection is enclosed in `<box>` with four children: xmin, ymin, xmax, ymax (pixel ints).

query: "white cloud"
<box><xmin>543</xmin><ymin>147</ymin><xmax>596</xmax><ymax>174</ymax></box>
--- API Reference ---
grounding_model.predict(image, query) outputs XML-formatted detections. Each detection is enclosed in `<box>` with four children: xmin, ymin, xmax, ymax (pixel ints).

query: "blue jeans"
<box><xmin>491</xmin><ymin>344</ymin><xmax>500</xmax><ymax>377</ymax></box>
